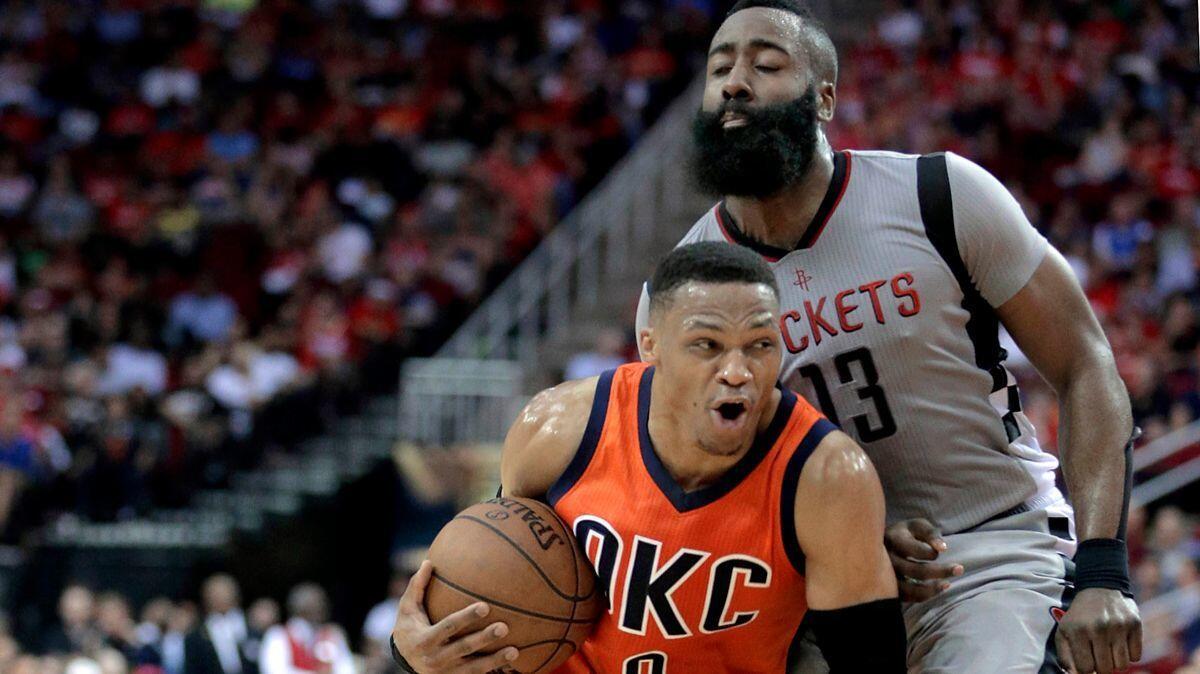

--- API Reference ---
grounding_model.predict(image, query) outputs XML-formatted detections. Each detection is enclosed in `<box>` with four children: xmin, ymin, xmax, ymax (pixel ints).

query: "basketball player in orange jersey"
<box><xmin>391</xmin><ymin>242</ymin><xmax>906</xmax><ymax>673</ymax></box>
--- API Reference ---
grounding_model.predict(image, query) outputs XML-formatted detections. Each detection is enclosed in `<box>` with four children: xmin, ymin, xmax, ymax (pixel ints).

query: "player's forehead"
<box><xmin>667</xmin><ymin>281</ymin><xmax>779</xmax><ymax>328</ymax></box>
<box><xmin>709</xmin><ymin>8</ymin><xmax>804</xmax><ymax>59</ymax></box>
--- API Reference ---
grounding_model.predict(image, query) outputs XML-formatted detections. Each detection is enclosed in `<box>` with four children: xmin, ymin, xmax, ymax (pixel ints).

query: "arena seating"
<box><xmin>1</xmin><ymin>0</ymin><xmax>1197</xmax><ymax>671</ymax></box>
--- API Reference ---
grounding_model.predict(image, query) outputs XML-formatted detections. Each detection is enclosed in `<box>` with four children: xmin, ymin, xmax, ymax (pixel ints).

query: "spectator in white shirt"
<box><xmin>206</xmin><ymin>342</ymin><xmax>301</xmax><ymax>412</ymax></box>
<box><xmin>261</xmin><ymin>585</ymin><xmax>353</xmax><ymax>674</ymax></box>
<box><xmin>97</xmin><ymin>324</ymin><xmax>167</xmax><ymax>397</ymax></box>
<box><xmin>316</xmin><ymin>221</ymin><xmax>372</xmax><ymax>284</ymax></box>
<box><xmin>140</xmin><ymin>55</ymin><xmax>201</xmax><ymax>108</ymax></box>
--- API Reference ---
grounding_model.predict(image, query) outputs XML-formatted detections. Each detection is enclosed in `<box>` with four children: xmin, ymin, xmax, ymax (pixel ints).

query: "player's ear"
<box><xmin>638</xmin><ymin>327</ymin><xmax>659</xmax><ymax>364</ymax></box>
<box><xmin>817</xmin><ymin>81</ymin><xmax>836</xmax><ymax>123</ymax></box>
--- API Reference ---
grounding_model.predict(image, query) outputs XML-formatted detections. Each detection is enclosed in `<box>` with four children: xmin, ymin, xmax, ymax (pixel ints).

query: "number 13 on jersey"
<box><xmin>798</xmin><ymin>347</ymin><xmax>897</xmax><ymax>442</ymax></box>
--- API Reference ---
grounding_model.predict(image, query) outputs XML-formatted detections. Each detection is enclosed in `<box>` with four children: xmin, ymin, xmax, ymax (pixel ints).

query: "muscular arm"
<box><xmin>794</xmin><ymin>431</ymin><xmax>905</xmax><ymax>672</ymax></box>
<box><xmin>945</xmin><ymin>152</ymin><xmax>1133</xmax><ymax>536</ymax></box>
<box><xmin>997</xmin><ymin>249</ymin><xmax>1132</xmax><ymax>541</ymax></box>
<box><xmin>998</xmin><ymin>249</ymin><xmax>1142</xmax><ymax>673</ymax></box>
<box><xmin>499</xmin><ymin>377</ymin><xmax>598</xmax><ymax>499</ymax></box>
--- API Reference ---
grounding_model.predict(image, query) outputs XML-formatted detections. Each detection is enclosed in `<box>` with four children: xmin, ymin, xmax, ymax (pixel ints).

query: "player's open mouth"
<box><xmin>711</xmin><ymin>401</ymin><xmax>749</xmax><ymax>430</ymax></box>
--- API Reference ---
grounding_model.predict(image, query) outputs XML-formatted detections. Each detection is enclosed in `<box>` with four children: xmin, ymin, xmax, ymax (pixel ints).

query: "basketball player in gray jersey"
<box><xmin>634</xmin><ymin>1</ymin><xmax>1141</xmax><ymax>672</ymax></box>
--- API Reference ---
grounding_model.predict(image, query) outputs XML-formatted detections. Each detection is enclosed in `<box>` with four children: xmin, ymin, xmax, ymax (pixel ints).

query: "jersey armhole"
<box><xmin>917</xmin><ymin>152</ymin><xmax>1004</xmax><ymax>370</ymax></box>
<box><xmin>546</xmin><ymin>369</ymin><xmax>616</xmax><ymax>506</ymax></box>
<box><xmin>780</xmin><ymin>418</ymin><xmax>838</xmax><ymax>575</ymax></box>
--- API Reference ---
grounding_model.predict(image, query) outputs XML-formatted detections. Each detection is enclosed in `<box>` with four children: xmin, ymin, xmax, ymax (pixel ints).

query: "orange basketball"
<box><xmin>425</xmin><ymin>496</ymin><xmax>603</xmax><ymax>673</ymax></box>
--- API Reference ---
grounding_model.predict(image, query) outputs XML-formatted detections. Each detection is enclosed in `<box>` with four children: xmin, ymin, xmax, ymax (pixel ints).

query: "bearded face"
<box><xmin>691</xmin><ymin>85</ymin><xmax>820</xmax><ymax>199</ymax></box>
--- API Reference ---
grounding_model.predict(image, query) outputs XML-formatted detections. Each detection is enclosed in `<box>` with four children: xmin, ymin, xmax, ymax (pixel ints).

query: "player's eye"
<box><xmin>711</xmin><ymin>64</ymin><xmax>732</xmax><ymax>76</ymax></box>
<box><xmin>755</xmin><ymin>65</ymin><xmax>780</xmax><ymax>73</ymax></box>
<box><xmin>692</xmin><ymin>339</ymin><xmax>716</xmax><ymax>351</ymax></box>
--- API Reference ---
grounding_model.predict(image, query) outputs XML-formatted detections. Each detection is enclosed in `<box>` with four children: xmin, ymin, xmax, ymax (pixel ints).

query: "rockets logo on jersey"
<box><xmin>573</xmin><ymin>515</ymin><xmax>773</xmax><ymax>640</ymax></box>
<box><xmin>779</xmin><ymin>271</ymin><xmax>922</xmax><ymax>354</ymax></box>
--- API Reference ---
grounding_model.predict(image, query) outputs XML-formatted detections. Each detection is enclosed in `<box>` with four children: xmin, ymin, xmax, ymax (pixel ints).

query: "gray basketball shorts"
<box><xmin>789</xmin><ymin>508</ymin><xmax>1075</xmax><ymax>674</ymax></box>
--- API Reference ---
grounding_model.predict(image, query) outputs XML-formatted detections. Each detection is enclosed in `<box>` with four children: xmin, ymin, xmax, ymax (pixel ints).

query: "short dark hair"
<box><xmin>648</xmin><ymin>242</ymin><xmax>778</xmax><ymax>314</ymax></box>
<box><xmin>725</xmin><ymin>0</ymin><xmax>838</xmax><ymax>84</ymax></box>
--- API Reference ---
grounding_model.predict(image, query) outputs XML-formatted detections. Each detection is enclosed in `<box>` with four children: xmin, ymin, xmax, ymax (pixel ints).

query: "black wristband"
<box><xmin>390</xmin><ymin>635</ymin><xmax>419</xmax><ymax>673</ymax></box>
<box><xmin>1074</xmin><ymin>538</ymin><xmax>1133</xmax><ymax>598</ymax></box>
<box><xmin>809</xmin><ymin>598</ymin><xmax>906</xmax><ymax>673</ymax></box>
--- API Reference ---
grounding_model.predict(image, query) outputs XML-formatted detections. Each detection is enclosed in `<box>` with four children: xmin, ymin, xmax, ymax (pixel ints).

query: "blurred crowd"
<box><xmin>1128</xmin><ymin>505</ymin><xmax>1200</xmax><ymax>673</ymax></box>
<box><xmin>0</xmin><ymin>0</ymin><xmax>715</xmax><ymax>539</ymax></box>
<box><xmin>0</xmin><ymin>572</ymin><xmax>418</xmax><ymax>674</ymax></box>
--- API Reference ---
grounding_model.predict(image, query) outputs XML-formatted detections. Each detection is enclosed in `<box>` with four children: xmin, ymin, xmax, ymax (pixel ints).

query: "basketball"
<box><xmin>425</xmin><ymin>496</ymin><xmax>603</xmax><ymax>673</ymax></box>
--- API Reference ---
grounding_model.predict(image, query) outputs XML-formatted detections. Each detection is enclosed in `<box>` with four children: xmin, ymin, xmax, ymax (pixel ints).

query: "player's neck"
<box><xmin>645</xmin><ymin>385</ymin><xmax>782</xmax><ymax>493</ymax></box>
<box><xmin>724</xmin><ymin>138</ymin><xmax>835</xmax><ymax>251</ymax></box>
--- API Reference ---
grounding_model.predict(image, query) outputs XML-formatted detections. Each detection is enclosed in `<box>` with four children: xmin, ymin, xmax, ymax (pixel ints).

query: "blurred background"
<box><xmin>0</xmin><ymin>0</ymin><xmax>1198</xmax><ymax>672</ymax></box>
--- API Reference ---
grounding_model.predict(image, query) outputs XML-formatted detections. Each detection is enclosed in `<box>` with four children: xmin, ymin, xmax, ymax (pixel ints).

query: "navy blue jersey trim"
<box><xmin>546</xmin><ymin>369</ymin><xmax>616</xmax><ymax>506</ymax></box>
<box><xmin>916</xmin><ymin>153</ymin><xmax>1006</xmax><ymax>371</ymax></box>
<box><xmin>780</xmin><ymin>418</ymin><xmax>838</xmax><ymax>575</ymax></box>
<box><xmin>636</xmin><ymin>366</ymin><xmax>798</xmax><ymax>513</ymax></box>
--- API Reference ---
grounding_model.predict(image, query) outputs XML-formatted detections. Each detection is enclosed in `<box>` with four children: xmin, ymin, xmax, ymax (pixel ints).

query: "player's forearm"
<box><xmin>1056</xmin><ymin>354</ymin><xmax>1133</xmax><ymax>541</ymax></box>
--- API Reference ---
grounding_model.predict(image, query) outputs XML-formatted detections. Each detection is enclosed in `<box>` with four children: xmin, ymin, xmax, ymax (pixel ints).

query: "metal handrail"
<box><xmin>1132</xmin><ymin>453</ymin><xmax>1200</xmax><ymax>507</ymax></box>
<box><xmin>1134</xmin><ymin>419</ymin><xmax>1200</xmax><ymax>471</ymax></box>
<box><xmin>1128</xmin><ymin>419</ymin><xmax>1200</xmax><ymax>506</ymax></box>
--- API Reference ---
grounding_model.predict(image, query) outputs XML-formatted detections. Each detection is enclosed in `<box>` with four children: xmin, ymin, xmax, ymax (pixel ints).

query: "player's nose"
<box><xmin>716</xmin><ymin>353</ymin><xmax>753</xmax><ymax>387</ymax></box>
<box><xmin>720</xmin><ymin>63</ymin><xmax>753</xmax><ymax>102</ymax></box>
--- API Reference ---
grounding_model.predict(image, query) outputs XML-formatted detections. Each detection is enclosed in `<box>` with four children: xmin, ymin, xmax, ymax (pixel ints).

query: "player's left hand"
<box><xmin>884</xmin><ymin>518</ymin><xmax>963</xmax><ymax>602</ymax></box>
<box><xmin>1054</xmin><ymin>588</ymin><xmax>1141</xmax><ymax>674</ymax></box>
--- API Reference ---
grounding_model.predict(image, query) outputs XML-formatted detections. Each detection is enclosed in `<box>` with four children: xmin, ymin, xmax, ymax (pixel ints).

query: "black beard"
<box><xmin>690</xmin><ymin>87</ymin><xmax>820</xmax><ymax>199</ymax></box>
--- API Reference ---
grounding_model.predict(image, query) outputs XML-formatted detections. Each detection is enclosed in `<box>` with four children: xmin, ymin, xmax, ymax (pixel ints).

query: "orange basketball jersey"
<box><xmin>547</xmin><ymin>362</ymin><xmax>836</xmax><ymax>674</ymax></box>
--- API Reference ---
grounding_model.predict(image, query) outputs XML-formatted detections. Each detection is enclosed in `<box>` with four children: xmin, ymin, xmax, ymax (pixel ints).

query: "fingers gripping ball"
<box><xmin>425</xmin><ymin>497</ymin><xmax>603</xmax><ymax>673</ymax></box>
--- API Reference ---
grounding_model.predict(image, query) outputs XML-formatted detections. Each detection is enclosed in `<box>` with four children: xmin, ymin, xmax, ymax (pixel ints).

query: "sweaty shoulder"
<box><xmin>500</xmin><ymin>376</ymin><xmax>599</xmax><ymax>499</ymax></box>
<box><xmin>792</xmin><ymin>430</ymin><xmax>886</xmax><ymax>554</ymax></box>
<box><xmin>795</xmin><ymin>431</ymin><xmax>880</xmax><ymax>506</ymax></box>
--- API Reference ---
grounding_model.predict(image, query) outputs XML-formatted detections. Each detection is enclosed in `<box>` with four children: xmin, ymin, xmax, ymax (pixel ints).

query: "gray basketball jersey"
<box><xmin>637</xmin><ymin>150</ymin><xmax>1071</xmax><ymax>533</ymax></box>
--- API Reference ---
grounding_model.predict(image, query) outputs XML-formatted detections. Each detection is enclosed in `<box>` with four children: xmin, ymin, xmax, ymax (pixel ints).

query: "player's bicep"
<box><xmin>998</xmin><ymin>248</ymin><xmax>1113</xmax><ymax>392</ymax></box>
<box><xmin>499</xmin><ymin>379</ymin><xmax>596</xmax><ymax>499</ymax></box>
<box><xmin>794</xmin><ymin>432</ymin><xmax>897</xmax><ymax>609</ymax></box>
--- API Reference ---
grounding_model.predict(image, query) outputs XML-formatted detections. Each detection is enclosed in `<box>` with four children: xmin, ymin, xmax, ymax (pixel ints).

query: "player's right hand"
<box><xmin>884</xmin><ymin>518</ymin><xmax>964</xmax><ymax>602</ymax></box>
<box><xmin>392</xmin><ymin>560</ymin><xmax>520</xmax><ymax>674</ymax></box>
